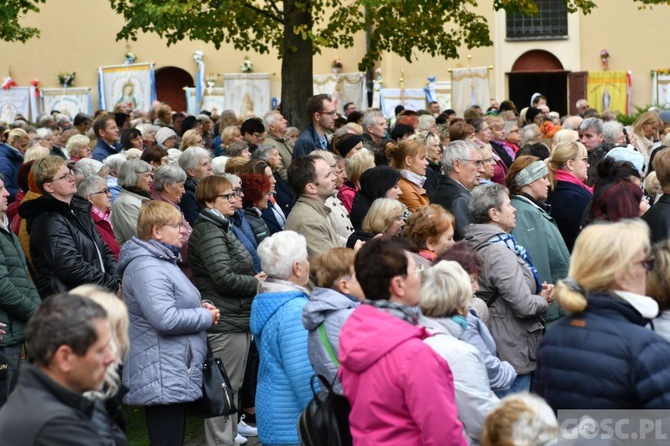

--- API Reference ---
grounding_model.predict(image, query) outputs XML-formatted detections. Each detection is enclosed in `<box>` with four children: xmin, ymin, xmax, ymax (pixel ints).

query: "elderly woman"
<box><xmin>152</xmin><ymin>164</ymin><xmax>193</xmax><ymax>276</ymax></box>
<box><xmin>506</xmin><ymin>156</ymin><xmax>570</xmax><ymax>326</ymax></box>
<box><xmin>302</xmin><ymin>248</ymin><xmax>363</xmax><ymax>392</ymax></box>
<box><xmin>347</xmin><ymin>198</ymin><xmax>404</xmax><ymax>248</ymax></box>
<box><xmin>489</xmin><ymin>117</ymin><xmax>515</xmax><ymax>168</ymax></box>
<box><xmin>463</xmin><ymin>183</ymin><xmax>553</xmax><ymax>395</ymax></box>
<box><xmin>103</xmin><ymin>153</ymin><xmax>127</xmax><ymax>203</ymax></box>
<box><xmin>253</xmin><ymin>144</ymin><xmax>294</xmax><ymax>217</ymax></box>
<box><xmin>420</xmin><ymin>260</ymin><xmax>498</xmax><ymax>444</ymax></box>
<box><xmin>118</xmin><ymin>201</ymin><xmax>219</xmax><ymax>446</ymax></box>
<box><xmin>469</xmin><ymin>118</ymin><xmax>507</xmax><ymax>184</ymax></box>
<box><xmin>338</xmin><ymin>149</ymin><xmax>375</xmax><ymax>213</ymax></box>
<box><xmin>403</xmin><ymin>204</ymin><xmax>455</xmax><ymax>269</ymax></box>
<box><xmin>77</xmin><ymin>175</ymin><xmax>120</xmax><ymax>260</ymax></box>
<box><xmin>178</xmin><ymin>147</ymin><xmax>213</xmax><ymax>226</ymax></box>
<box><xmin>482</xmin><ymin>393</ymin><xmax>558</xmax><ymax>446</ymax></box>
<box><xmin>415</xmin><ymin>131</ymin><xmax>442</xmax><ymax>197</ymax></box>
<box><xmin>535</xmin><ymin>219</ymin><xmax>670</xmax><ymax>410</ymax></box>
<box><xmin>503</xmin><ymin>120</ymin><xmax>522</xmax><ymax>153</ymax></box>
<box><xmin>188</xmin><ymin>175</ymin><xmax>260</xmax><ymax>446</ymax></box>
<box><xmin>385</xmin><ymin>139</ymin><xmax>429</xmax><ymax>212</ymax></box>
<box><xmin>227</xmin><ymin>141</ymin><xmax>252</xmax><ymax>159</ymax></box>
<box><xmin>250</xmin><ymin>231</ymin><xmax>316</xmax><ymax>446</ymax></box>
<box><xmin>18</xmin><ymin>156</ymin><xmax>118</xmax><ymax>297</ymax></box>
<box><xmin>135</xmin><ymin>123</ymin><xmax>157</xmax><ymax>149</ymax></box>
<box><xmin>223</xmin><ymin>173</ymin><xmax>263</xmax><ymax>274</ymax></box>
<box><xmin>240</xmin><ymin>173</ymin><xmax>272</xmax><ymax>246</ymax></box>
<box><xmin>180</xmin><ymin>129</ymin><xmax>205</xmax><ymax>151</ymax></box>
<box><xmin>66</xmin><ymin>134</ymin><xmax>92</xmax><ymax>162</ymax></box>
<box><xmin>240</xmin><ymin>159</ymin><xmax>288</xmax><ymax>236</ymax></box>
<box><xmin>1</xmin><ymin>128</ymin><xmax>30</xmax><ymax>201</ymax></box>
<box><xmin>111</xmin><ymin>159</ymin><xmax>153</xmax><ymax>247</ymax></box>
<box><xmin>546</xmin><ymin>141</ymin><xmax>593</xmax><ymax>252</ymax></box>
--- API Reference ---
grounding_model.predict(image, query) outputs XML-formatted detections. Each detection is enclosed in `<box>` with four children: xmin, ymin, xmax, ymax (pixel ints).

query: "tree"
<box><xmin>0</xmin><ymin>0</ymin><xmax>44</xmax><ymax>43</ymax></box>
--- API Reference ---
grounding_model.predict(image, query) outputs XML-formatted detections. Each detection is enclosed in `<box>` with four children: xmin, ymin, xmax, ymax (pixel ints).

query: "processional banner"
<box><xmin>450</xmin><ymin>67</ymin><xmax>490</xmax><ymax>116</ymax></box>
<box><xmin>587</xmin><ymin>71</ymin><xmax>631</xmax><ymax>114</ymax></box>
<box><xmin>0</xmin><ymin>87</ymin><xmax>37</xmax><ymax>123</ymax></box>
<box><xmin>98</xmin><ymin>63</ymin><xmax>156</xmax><ymax>112</ymax></box>
<box><xmin>41</xmin><ymin>88</ymin><xmax>92</xmax><ymax>116</ymax></box>
<box><xmin>185</xmin><ymin>87</ymin><xmax>226</xmax><ymax>116</ymax></box>
<box><xmin>313</xmin><ymin>73</ymin><xmax>367</xmax><ymax>114</ymax></box>
<box><xmin>223</xmin><ymin>74</ymin><xmax>271</xmax><ymax>119</ymax></box>
<box><xmin>380</xmin><ymin>89</ymin><xmax>426</xmax><ymax>118</ymax></box>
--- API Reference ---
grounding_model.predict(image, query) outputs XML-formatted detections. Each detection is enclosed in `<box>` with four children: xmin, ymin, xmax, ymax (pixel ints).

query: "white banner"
<box><xmin>653</xmin><ymin>72</ymin><xmax>670</xmax><ymax>107</ymax></box>
<box><xmin>433</xmin><ymin>81</ymin><xmax>453</xmax><ymax>113</ymax></box>
<box><xmin>98</xmin><ymin>63</ymin><xmax>156</xmax><ymax>112</ymax></box>
<box><xmin>0</xmin><ymin>87</ymin><xmax>37</xmax><ymax>123</ymax></box>
<box><xmin>450</xmin><ymin>67</ymin><xmax>490</xmax><ymax>116</ymax></box>
<box><xmin>380</xmin><ymin>88</ymin><xmax>426</xmax><ymax>118</ymax></box>
<box><xmin>313</xmin><ymin>72</ymin><xmax>367</xmax><ymax>114</ymax></box>
<box><xmin>185</xmin><ymin>87</ymin><xmax>226</xmax><ymax>115</ymax></box>
<box><xmin>223</xmin><ymin>73</ymin><xmax>271</xmax><ymax>119</ymax></box>
<box><xmin>41</xmin><ymin>87</ymin><xmax>91</xmax><ymax>116</ymax></box>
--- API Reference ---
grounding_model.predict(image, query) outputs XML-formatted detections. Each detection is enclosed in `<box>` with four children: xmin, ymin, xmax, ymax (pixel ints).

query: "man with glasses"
<box><xmin>18</xmin><ymin>156</ymin><xmax>119</xmax><ymax>298</ymax></box>
<box><xmin>293</xmin><ymin>94</ymin><xmax>336</xmax><ymax>159</ymax></box>
<box><xmin>432</xmin><ymin>140</ymin><xmax>485</xmax><ymax>241</ymax></box>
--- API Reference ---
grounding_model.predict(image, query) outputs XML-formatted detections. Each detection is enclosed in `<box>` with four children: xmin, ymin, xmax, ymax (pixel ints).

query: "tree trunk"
<box><xmin>281</xmin><ymin>0</ymin><xmax>313</xmax><ymax>131</ymax></box>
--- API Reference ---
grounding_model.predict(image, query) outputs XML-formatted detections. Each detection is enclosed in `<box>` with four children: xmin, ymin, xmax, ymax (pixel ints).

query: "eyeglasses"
<box><xmin>90</xmin><ymin>188</ymin><xmax>111</xmax><ymax>196</ymax></box>
<box><xmin>320</xmin><ymin>110</ymin><xmax>337</xmax><ymax>117</ymax></box>
<box><xmin>217</xmin><ymin>193</ymin><xmax>237</xmax><ymax>202</ymax></box>
<box><xmin>481</xmin><ymin>157</ymin><xmax>496</xmax><ymax>166</ymax></box>
<box><xmin>49</xmin><ymin>171</ymin><xmax>75</xmax><ymax>183</ymax></box>
<box><xmin>232</xmin><ymin>187</ymin><xmax>243</xmax><ymax>196</ymax></box>
<box><xmin>461</xmin><ymin>158</ymin><xmax>485</xmax><ymax>168</ymax></box>
<box><xmin>165</xmin><ymin>222</ymin><xmax>184</xmax><ymax>230</ymax></box>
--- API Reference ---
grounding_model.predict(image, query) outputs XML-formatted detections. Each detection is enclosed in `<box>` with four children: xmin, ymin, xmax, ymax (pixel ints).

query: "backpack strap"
<box><xmin>318</xmin><ymin>323</ymin><xmax>340</xmax><ymax>367</ymax></box>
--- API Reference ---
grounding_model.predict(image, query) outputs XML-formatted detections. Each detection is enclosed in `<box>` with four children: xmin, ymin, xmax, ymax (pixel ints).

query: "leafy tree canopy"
<box><xmin>0</xmin><ymin>0</ymin><xmax>45</xmax><ymax>43</ymax></box>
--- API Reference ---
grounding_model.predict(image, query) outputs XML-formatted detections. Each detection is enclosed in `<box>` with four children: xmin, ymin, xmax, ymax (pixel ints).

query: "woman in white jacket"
<box><xmin>420</xmin><ymin>260</ymin><xmax>498</xmax><ymax>445</ymax></box>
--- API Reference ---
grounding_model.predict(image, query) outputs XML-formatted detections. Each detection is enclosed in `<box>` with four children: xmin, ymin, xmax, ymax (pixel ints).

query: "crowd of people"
<box><xmin>0</xmin><ymin>91</ymin><xmax>670</xmax><ymax>445</ymax></box>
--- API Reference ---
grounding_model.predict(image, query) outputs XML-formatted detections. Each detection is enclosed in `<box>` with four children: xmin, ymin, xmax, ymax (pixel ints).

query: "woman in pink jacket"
<box><xmin>338</xmin><ymin>237</ymin><xmax>467</xmax><ymax>446</ymax></box>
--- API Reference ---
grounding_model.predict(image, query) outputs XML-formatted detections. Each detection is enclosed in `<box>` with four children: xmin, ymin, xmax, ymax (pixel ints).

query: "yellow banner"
<box><xmin>587</xmin><ymin>71</ymin><xmax>629</xmax><ymax>114</ymax></box>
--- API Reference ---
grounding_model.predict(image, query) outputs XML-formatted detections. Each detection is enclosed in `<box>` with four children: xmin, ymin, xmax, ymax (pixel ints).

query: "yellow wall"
<box><xmin>0</xmin><ymin>0</ymin><xmax>667</xmax><ymax>114</ymax></box>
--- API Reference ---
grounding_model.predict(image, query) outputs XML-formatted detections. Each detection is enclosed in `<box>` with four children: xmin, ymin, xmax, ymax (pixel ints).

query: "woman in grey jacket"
<box><xmin>118</xmin><ymin>201</ymin><xmax>219</xmax><ymax>446</ymax></box>
<box><xmin>302</xmin><ymin>248</ymin><xmax>364</xmax><ymax>392</ymax></box>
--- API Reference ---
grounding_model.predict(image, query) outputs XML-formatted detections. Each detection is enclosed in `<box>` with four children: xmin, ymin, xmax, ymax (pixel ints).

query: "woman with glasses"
<box><xmin>77</xmin><ymin>175</ymin><xmax>120</xmax><ymax>260</ymax></box>
<box><xmin>118</xmin><ymin>201</ymin><xmax>219</xmax><ymax>446</ymax></box>
<box><xmin>111</xmin><ymin>159</ymin><xmax>154</xmax><ymax>247</ymax></box>
<box><xmin>240</xmin><ymin>173</ymin><xmax>272</xmax><ymax>246</ymax></box>
<box><xmin>546</xmin><ymin>141</ymin><xmax>593</xmax><ymax>252</ymax></box>
<box><xmin>188</xmin><ymin>175</ymin><xmax>262</xmax><ymax>446</ymax></box>
<box><xmin>506</xmin><ymin>156</ymin><xmax>570</xmax><ymax>328</ymax></box>
<box><xmin>535</xmin><ymin>219</ymin><xmax>670</xmax><ymax>411</ymax></box>
<box><xmin>18</xmin><ymin>156</ymin><xmax>119</xmax><ymax>298</ymax></box>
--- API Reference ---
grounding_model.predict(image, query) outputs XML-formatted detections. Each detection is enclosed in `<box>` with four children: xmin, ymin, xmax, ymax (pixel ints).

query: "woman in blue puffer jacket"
<box><xmin>118</xmin><ymin>201</ymin><xmax>219</xmax><ymax>446</ymax></box>
<box><xmin>535</xmin><ymin>219</ymin><xmax>670</xmax><ymax>411</ymax></box>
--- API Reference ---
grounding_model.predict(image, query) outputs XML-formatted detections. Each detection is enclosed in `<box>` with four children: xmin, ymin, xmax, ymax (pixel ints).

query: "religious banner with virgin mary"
<box><xmin>98</xmin><ymin>63</ymin><xmax>156</xmax><ymax>112</ymax></box>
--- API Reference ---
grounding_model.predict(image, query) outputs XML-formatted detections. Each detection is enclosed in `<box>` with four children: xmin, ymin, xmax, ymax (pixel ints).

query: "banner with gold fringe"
<box><xmin>587</xmin><ymin>71</ymin><xmax>631</xmax><ymax>114</ymax></box>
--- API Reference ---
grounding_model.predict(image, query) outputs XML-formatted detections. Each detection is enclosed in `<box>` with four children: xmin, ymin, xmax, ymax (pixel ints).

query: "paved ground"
<box><xmin>185</xmin><ymin>434</ymin><xmax>261</xmax><ymax>446</ymax></box>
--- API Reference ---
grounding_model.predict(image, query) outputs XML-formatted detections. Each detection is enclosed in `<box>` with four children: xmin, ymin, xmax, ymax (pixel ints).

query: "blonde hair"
<box><xmin>546</xmin><ymin>140</ymin><xmax>586</xmax><ymax>188</ymax></box>
<box><xmin>136</xmin><ymin>200</ymin><xmax>182</xmax><ymax>241</ymax></box>
<box><xmin>632</xmin><ymin>111</ymin><xmax>662</xmax><ymax>139</ymax></box>
<box><xmin>556</xmin><ymin>219</ymin><xmax>650</xmax><ymax>313</ymax></box>
<box><xmin>7</xmin><ymin>128</ymin><xmax>29</xmax><ymax>147</ymax></box>
<box><xmin>362</xmin><ymin>198</ymin><xmax>404</xmax><ymax>234</ymax></box>
<box><xmin>71</xmin><ymin>284</ymin><xmax>129</xmax><ymax>398</ymax></box>
<box><xmin>23</xmin><ymin>145</ymin><xmax>50</xmax><ymax>163</ymax></box>
<box><xmin>551</xmin><ymin>129</ymin><xmax>578</xmax><ymax>148</ymax></box>
<box><xmin>309</xmin><ymin>149</ymin><xmax>335</xmax><ymax>166</ymax></box>
<box><xmin>481</xmin><ymin>392</ymin><xmax>558</xmax><ymax>446</ymax></box>
<box><xmin>419</xmin><ymin>260</ymin><xmax>472</xmax><ymax>318</ymax></box>
<box><xmin>385</xmin><ymin>139</ymin><xmax>425</xmax><ymax>170</ymax></box>
<box><xmin>344</xmin><ymin>149</ymin><xmax>375</xmax><ymax>187</ymax></box>
<box><xmin>646</xmin><ymin>240</ymin><xmax>670</xmax><ymax>312</ymax></box>
<box><xmin>32</xmin><ymin>155</ymin><xmax>68</xmax><ymax>193</ymax></box>
<box><xmin>65</xmin><ymin>134</ymin><xmax>91</xmax><ymax>157</ymax></box>
<box><xmin>180</xmin><ymin>129</ymin><xmax>202</xmax><ymax>151</ymax></box>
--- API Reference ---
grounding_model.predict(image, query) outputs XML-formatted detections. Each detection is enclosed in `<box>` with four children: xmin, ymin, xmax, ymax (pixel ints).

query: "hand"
<box><xmin>541</xmin><ymin>282</ymin><xmax>555</xmax><ymax>303</ymax></box>
<box><xmin>254</xmin><ymin>272</ymin><xmax>267</xmax><ymax>280</ymax></box>
<box><xmin>202</xmin><ymin>302</ymin><xmax>216</xmax><ymax>311</ymax></box>
<box><xmin>208</xmin><ymin>308</ymin><xmax>220</xmax><ymax>325</ymax></box>
<box><xmin>353</xmin><ymin>239</ymin><xmax>366</xmax><ymax>252</ymax></box>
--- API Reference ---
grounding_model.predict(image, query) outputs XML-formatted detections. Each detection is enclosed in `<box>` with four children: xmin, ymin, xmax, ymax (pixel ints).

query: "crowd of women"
<box><xmin>1</xmin><ymin>97</ymin><xmax>670</xmax><ymax>446</ymax></box>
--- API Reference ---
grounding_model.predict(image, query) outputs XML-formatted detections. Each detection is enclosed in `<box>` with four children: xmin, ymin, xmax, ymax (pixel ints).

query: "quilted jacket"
<box><xmin>118</xmin><ymin>237</ymin><xmax>212</xmax><ymax>406</ymax></box>
<box><xmin>250</xmin><ymin>279</ymin><xmax>315</xmax><ymax>445</ymax></box>
<box><xmin>0</xmin><ymin>222</ymin><xmax>41</xmax><ymax>347</ymax></box>
<box><xmin>189</xmin><ymin>208</ymin><xmax>258</xmax><ymax>333</ymax></box>
<box><xmin>110</xmin><ymin>188</ymin><xmax>149</xmax><ymax>247</ymax></box>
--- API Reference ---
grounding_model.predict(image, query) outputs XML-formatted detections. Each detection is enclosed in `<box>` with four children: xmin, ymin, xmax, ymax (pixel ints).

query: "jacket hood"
<box><xmin>359</xmin><ymin>165</ymin><xmax>401</xmax><ymax>201</ymax></box>
<box><xmin>588</xmin><ymin>292</ymin><xmax>658</xmax><ymax>325</ymax></box>
<box><xmin>116</xmin><ymin>237</ymin><xmax>178</xmax><ymax>275</ymax></box>
<box><xmin>463</xmin><ymin>223</ymin><xmax>505</xmax><ymax>251</ymax></box>
<box><xmin>250</xmin><ymin>284</ymin><xmax>308</xmax><ymax>336</ymax></box>
<box><xmin>339</xmin><ymin>304</ymin><xmax>429</xmax><ymax>373</ymax></box>
<box><xmin>302</xmin><ymin>287</ymin><xmax>359</xmax><ymax>330</ymax></box>
<box><xmin>420</xmin><ymin>315</ymin><xmax>464</xmax><ymax>338</ymax></box>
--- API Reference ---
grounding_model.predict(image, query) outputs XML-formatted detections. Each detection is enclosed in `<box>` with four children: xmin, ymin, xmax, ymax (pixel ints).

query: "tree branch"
<box><xmin>241</xmin><ymin>1</ymin><xmax>283</xmax><ymax>23</ymax></box>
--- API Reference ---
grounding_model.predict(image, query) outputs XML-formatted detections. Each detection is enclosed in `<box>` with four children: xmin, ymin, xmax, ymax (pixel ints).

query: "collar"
<box><xmin>22</xmin><ymin>363</ymin><xmax>96</xmax><ymax>418</ymax></box>
<box><xmin>400</xmin><ymin>169</ymin><xmax>426</xmax><ymax>188</ymax></box>
<box><xmin>90</xmin><ymin>206</ymin><xmax>111</xmax><ymax>222</ymax></box>
<box><xmin>515</xmin><ymin>193</ymin><xmax>551</xmax><ymax>213</ymax></box>
<box><xmin>296</xmin><ymin>195</ymin><xmax>331</xmax><ymax>216</ymax></box>
<box><xmin>613</xmin><ymin>291</ymin><xmax>659</xmax><ymax>319</ymax></box>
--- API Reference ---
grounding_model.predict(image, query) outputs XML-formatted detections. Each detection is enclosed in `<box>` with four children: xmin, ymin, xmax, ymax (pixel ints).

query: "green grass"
<box><xmin>123</xmin><ymin>405</ymin><xmax>205</xmax><ymax>446</ymax></box>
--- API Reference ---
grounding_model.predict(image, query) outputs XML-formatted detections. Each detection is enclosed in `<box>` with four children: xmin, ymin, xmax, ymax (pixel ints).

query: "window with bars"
<box><xmin>506</xmin><ymin>0</ymin><xmax>568</xmax><ymax>40</ymax></box>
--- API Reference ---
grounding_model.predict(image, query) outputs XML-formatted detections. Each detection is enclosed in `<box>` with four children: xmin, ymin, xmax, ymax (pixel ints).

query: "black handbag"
<box><xmin>298</xmin><ymin>375</ymin><xmax>353</xmax><ymax>446</ymax></box>
<box><xmin>190</xmin><ymin>341</ymin><xmax>237</xmax><ymax>419</ymax></box>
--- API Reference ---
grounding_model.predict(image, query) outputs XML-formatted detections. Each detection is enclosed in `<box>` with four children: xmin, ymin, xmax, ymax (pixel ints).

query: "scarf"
<box><xmin>553</xmin><ymin>169</ymin><xmax>593</xmax><ymax>194</ymax></box>
<box><xmin>493</xmin><ymin>139</ymin><xmax>518</xmax><ymax>158</ymax></box>
<box><xmin>489</xmin><ymin>232</ymin><xmax>543</xmax><ymax>293</ymax></box>
<box><xmin>400</xmin><ymin>169</ymin><xmax>426</xmax><ymax>188</ymax></box>
<box><xmin>124</xmin><ymin>185</ymin><xmax>152</xmax><ymax>199</ymax></box>
<box><xmin>364</xmin><ymin>299</ymin><xmax>422</xmax><ymax>325</ymax></box>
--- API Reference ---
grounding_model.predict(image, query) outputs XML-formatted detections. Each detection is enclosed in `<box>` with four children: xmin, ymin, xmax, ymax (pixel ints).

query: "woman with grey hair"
<box><xmin>74</xmin><ymin>158</ymin><xmax>104</xmax><ymax>179</ymax></box>
<box><xmin>250</xmin><ymin>231</ymin><xmax>315</xmax><ymax>445</ymax></box>
<box><xmin>179</xmin><ymin>146</ymin><xmax>213</xmax><ymax>226</ymax></box>
<box><xmin>77</xmin><ymin>175</ymin><xmax>120</xmax><ymax>259</ymax></box>
<box><xmin>153</xmin><ymin>164</ymin><xmax>193</xmax><ymax>278</ymax></box>
<box><xmin>111</xmin><ymin>159</ymin><xmax>153</xmax><ymax>247</ymax></box>
<box><xmin>103</xmin><ymin>153</ymin><xmax>127</xmax><ymax>203</ymax></box>
<box><xmin>66</xmin><ymin>134</ymin><xmax>92</xmax><ymax>161</ymax></box>
<box><xmin>464</xmin><ymin>183</ymin><xmax>553</xmax><ymax>397</ymax></box>
<box><xmin>420</xmin><ymin>260</ymin><xmax>498</xmax><ymax>445</ymax></box>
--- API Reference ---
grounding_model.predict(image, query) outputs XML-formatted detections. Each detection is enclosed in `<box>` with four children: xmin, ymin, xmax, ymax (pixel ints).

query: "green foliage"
<box><xmin>617</xmin><ymin>104</ymin><xmax>670</xmax><ymax>126</ymax></box>
<box><xmin>0</xmin><ymin>0</ymin><xmax>44</xmax><ymax>43</ymax></box>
